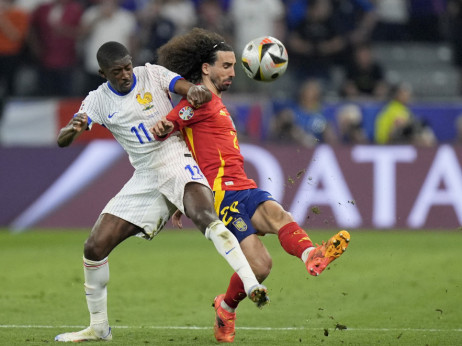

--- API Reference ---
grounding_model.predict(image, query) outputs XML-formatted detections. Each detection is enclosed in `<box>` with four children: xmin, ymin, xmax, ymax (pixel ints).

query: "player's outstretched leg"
<box><xmin>213</xmin><ymin>294</ymin><xmax>236</xmax><ymax>343</ymax></box>
<box><xmin>54</xmin><ymin>326</ymin><xmax>112</xmax><ymax>342</ymax></box>
<box><xmin>305</xmin><ymin>230</ymin><xmax>350</xmax><ymax>276</ymax></box>
<box><xmin>247</xmin><ymin>284</ymin><xmax>270</xmax><ymax>308</ymax></box>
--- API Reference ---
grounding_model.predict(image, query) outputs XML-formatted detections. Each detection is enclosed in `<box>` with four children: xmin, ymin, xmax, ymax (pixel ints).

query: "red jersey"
<box><xmin>166</xmin><ymin>93</ymin><xmax>257</xmax><ymax>191</ymax></box>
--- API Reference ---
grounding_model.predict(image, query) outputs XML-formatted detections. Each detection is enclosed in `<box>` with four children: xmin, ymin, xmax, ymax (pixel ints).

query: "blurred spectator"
<box><xmin>192</xmin><ymin>0</ymin><xmax>232</xmax><ymax>11</ymax></box>
<box><xmin>374</xmin><ymin>83</ymin><xmax>436</xmax><ymax>146</ymax></box>
<box><xmin>285</xmin><ymin>0</ymin><xmax>308</xmax><ymax>31</ymax></box>
<box><xmin>331</xmin><ymin>0</ymin><xmax>377</xmax><ymax>47</ymax></box>
<box><xmin>335</xmin><ymin>104</ymin><xmax>369</xmax><ymax>144</ymax></box>
<box><xmin>340</xmin><ymin>43</ymin><xmax>389</xmax><ymax>100</ymax></box>
<box><xmin>136</xmin><ymin>0</ymin><xmax>176</xmax><ymax>64</ymax></box>
<box><xmin>270</xmin><ymin>105</ymin><xmax>316</xmax><ymax>146</ymax></box>
<box><xmin>28</xmin><ymin>0</ymin><xmax>83</xmax><ymax>96</ymax></box>
<box><xmin>448</xmin><ymin>0</ymin><xmax>462</xmax><ymax>95</ymax></box>
<box><xmin>330</xmin><ymin>0</ymin><xmax>377</xmax><ymax>70</ymax></box>
<box><xmin>159</xmin><ymin>0</ymin><xmax>197</xmax><ymax>36</ymax></box>
<box><xmin>373</xmin><ymin>0</ymin><xmax>410</xmax><ymax>42</ymax></box>
<box><xmin>408</xmin><ymin>0</ymin><xmax>445</xmax><ymax>42</ymax></box>
<box><xmin>79</xmin><ymin>0</ymin><xmax>137</xmax><ymax>95</ymax></box>
<box><xmin>15</xmin><ymin>0</ymin><xmax>50</xmax><ymax>13</ymax></box>
<box><xmin>196</xmin><ymin>0</ymin><xmax>233</xmax><ymax>45</ymax></box>
<box><xmin>229</xmin><ymin>0</ymin><xmax>285</xmax><ymax>93</ymax></box>
<box><xmin>230</xmin><ymin>0</ymin><xmax>285</xmax><ymax>53</ymax></box>
<box><xmin>286</xmin><ymin>0</ymin><xmax>377</xmax><ymax>41</ymax></box>
<box><xmin>454</xmin><ymin>113</ymin><xmax>462</xmax><ymax>144</ymax></box>
<box><xmin>270</xmin><ymin>79</ymin><xmax>337</xmax><ymax>147</ymax></box>
<box><xmin>0</xmin><ymin>0</ymin><xmax>29</xmax><ymax>98</ymax></box>
<box><xmin>287</xmin><ymin>0</ymin><xmax>346</xmax><ymax>86</ymax></box>
<box><xmin>119</xmin><ymin>0</ymin><xmax>143</xmax><ymax>12</ymax></box>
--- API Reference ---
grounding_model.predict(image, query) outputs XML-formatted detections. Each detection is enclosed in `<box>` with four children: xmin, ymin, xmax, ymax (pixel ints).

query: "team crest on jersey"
<box><xmin>179</xmin><ymin>106</ymin><xmax>194</xmax><ymax>120</ymax></box>
<box><xmin>232</xmin><ymin>218</ymin><xmax>248</xmax><ymax>232</ymax></box>
<box><xmin>136</xmin><ymin>92</ymin><xmax>154</xmax><ymax>111</ymax></box>
<box><xmin>219</xmin><ymin>109</ymin><xmax>228</xmax><ymax>116</ymax></box>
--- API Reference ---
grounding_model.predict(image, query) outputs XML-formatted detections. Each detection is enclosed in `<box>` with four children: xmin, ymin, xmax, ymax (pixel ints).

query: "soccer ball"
<box><xmin>241</xmin><ymin>36</ymin><xmax>289</xmax><ymax>82</ymax></box>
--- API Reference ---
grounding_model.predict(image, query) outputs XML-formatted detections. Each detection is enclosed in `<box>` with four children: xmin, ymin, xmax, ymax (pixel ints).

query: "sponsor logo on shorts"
<box><xmin>179</xmin><ymin>106</ymin><xmax>194</xmax><ymax>120</ymax></box>
<box><xmin>232</xmin><ymin>217</ymin><xmax>248</xmax><ymax>232</ymax></box>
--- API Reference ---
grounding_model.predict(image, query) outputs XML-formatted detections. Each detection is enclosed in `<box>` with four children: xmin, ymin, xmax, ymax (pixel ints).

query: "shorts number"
<box><xmin>131</xmin><ymin>122</ymin><xmax>152</xmax><ymax>144</ymax></box>
<box><xmin>185</xmin><ymin>164</ymin><xmax>204</xmax><ymax>180</ymax></box>
<box><xmin>220</xmin><ymin>201</ymin><xmax>239</xmax><ymax>226</ymax></box>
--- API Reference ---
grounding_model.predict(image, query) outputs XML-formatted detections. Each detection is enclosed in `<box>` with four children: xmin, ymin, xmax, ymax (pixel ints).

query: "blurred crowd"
<box><xmin>1</xmin><ymin>0</ymin><xmax>461</xmax><ymax>146</ymax></box>
<box><xmin>270</xmin><ymin>80</ymin><xmax>441</xmax><ymax>147</ymax></box>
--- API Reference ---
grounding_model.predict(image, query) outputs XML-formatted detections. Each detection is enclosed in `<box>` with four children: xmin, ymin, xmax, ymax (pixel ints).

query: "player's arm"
<box><xmin>150</xmin><ymin>96</ymin><xmax>190</xmax><ymax>140</ymax></box>
<box><xmin>151</xmin><ymin>95</ymin><xmax>211</xmax><ymax>140</ymax></box>
<box><xmin>173</xmin><ymin>79</ymin><xmax>211</xmax><ymax>108</ymax></box>
<box><xmin>57</xmin><ymin>113</ymin><xmax>88</xmax><ymax>147</ymax></box>
<box><xmin>151</xmin><ymin>116</ymin><xmax>176</xmax><ymax>139</ymax></box>
<box><xmin>151</xmin><ymin>95</ymin><xmax>200</xmax><ymax>140</ymax></box>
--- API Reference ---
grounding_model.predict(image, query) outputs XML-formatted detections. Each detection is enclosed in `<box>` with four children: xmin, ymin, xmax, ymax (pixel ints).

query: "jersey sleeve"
<box><xmin>166</xmin><ymin>97</ymin><xmax>219</xmax><ymax>130</ymax></box>
<box><xmin>152</xmin><ymin>98</ymin><xmax>197</xmax><ymax>141</ymax></box>
<box><xmin>145</xmin><ymin>63</ymin><xmax>182</xmax><ymax>93</ymax></box>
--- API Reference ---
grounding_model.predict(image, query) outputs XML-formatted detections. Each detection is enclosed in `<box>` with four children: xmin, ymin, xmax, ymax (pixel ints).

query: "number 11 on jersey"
<box><xmin>131</xmin><ymin>122</ymin><xmax>152</xmax><ymax>144</ymax></box>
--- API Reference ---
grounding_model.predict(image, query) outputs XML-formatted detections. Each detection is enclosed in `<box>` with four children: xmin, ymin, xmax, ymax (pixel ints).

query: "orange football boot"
<box><xmin>213</xmin><ymin>294</ymin><xmax>236</xmax><ymax>343</ymax></box>
<box><xmin>305</xmin><ymin>230</ymin><xmax>350</xmax><ymax>276</ymax></box>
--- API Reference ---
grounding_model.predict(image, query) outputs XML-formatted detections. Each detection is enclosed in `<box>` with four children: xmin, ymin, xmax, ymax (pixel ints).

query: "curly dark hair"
<box><xmin>157</xmin><ymin>28</ymin><xmax>233</xmax><ymax>84</ymax></box>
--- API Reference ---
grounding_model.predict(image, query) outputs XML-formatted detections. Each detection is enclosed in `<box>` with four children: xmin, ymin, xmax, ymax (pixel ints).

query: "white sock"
<box><xmin>205</xmin><ymin>220</ymin><xmax>259</xmax><ymax>295</ymax></box>
<box><xmin>301</xmin><ymin>247</ymin><xmax>315</xmax><ymax>263</ymax></box>
<box><xmin>83</xmin><ymin>256</ymin><xmax>110</xmax><ymax>335</ymax></box>
<box><xmin>221</xmin><ymin>300</ymin><xmax>236</xmax><ymax>313</ymax></box>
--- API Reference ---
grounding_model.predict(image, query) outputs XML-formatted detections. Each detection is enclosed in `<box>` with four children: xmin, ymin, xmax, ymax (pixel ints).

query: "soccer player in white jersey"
<box><xmin>54</xmin><ymin>41</ymin><xmax>268</xmax><ymax>343</ymax></box>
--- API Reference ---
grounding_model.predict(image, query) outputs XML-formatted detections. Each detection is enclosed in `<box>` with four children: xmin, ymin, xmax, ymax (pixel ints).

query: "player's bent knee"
<box><xmin>83</xmin><ymin>237</ymin><xmax>108</xmax><ymax>261</ymax></box>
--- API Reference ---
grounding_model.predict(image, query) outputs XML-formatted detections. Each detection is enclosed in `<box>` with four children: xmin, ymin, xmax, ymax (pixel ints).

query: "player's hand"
<box><xmin>151</xmin><ymin>116</ymin><xmax>174</xmax><ymax>137</ymax></box>
<box><xmin>72</xmin><ymin>113</ymin><xmax>88</xmax><ymax>132</ymax></box>
<box><xmin>187</xmin><ymin>85</ymin><xmax>212</xmax><ymax>108</ymax></box>
<box><xmin>171</xmin><ymin>209</ymin><xmax>183</xmax><ymax>229</ymax></box>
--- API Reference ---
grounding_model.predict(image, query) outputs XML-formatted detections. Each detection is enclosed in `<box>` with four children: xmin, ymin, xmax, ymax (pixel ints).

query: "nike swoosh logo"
<box><xmin>225</xmin><ymin>247</ymin><xmax>235</xmax><ymax>255</ymax></box>
<box><xmin>108</xmin><ymin>112</ymin><xmax>118</xmax><ymax>118</ymax></box>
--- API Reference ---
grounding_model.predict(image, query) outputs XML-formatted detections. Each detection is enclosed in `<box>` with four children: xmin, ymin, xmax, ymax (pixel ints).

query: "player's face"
<box><xmin>100</xmin><ymin>55</ymin><xmax>134</xmax><ymax>94</ymax></box>
<box><xmin>207</xmin><ymin>51</ymin><xmax>236</xmax><ymax>93</ymax></box>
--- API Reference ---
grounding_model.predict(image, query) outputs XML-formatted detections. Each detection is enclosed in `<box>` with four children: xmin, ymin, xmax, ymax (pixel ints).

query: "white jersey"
<box><xmin>76</xmin><ymin>63</ymin><xmax>210</xmax><ymax>238</ymax></box>
<box><xmin>80</xmin><ymin>63</ymin><xmax>185</xmax><ymax>171</ymax></box>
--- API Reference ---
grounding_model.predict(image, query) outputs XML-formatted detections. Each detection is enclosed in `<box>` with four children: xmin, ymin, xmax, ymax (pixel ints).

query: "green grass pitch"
<box><xmin>0</xmin><ymin>228</ymin><xmax>460</xmax><ymax>345</ymax></box>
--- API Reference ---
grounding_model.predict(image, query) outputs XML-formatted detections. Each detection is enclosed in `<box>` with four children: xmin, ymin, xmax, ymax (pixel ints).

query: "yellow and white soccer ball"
<box><xmin>241</xmin><ymin>36</ymin><xmax>289</xmax><ymax>82</ymax></box>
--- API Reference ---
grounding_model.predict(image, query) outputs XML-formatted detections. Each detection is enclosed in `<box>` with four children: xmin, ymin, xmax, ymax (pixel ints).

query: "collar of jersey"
<box><xmin>107</xmin><ymin>74</ymin><xmax>137</xmax><ymax>96</ymax></box>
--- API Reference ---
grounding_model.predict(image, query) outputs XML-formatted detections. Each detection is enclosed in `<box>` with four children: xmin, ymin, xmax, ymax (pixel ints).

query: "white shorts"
<box><xmin>101</xmin><ymin>153</ymin><xmax>210</xmax><ymax>240</ymax></box>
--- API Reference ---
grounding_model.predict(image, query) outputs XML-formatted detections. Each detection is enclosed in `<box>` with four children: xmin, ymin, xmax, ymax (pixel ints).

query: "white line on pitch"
<box><xmin>0</xmin><ymin>325</ymin><xmax>461</xmax><ymax>332</ymax></box>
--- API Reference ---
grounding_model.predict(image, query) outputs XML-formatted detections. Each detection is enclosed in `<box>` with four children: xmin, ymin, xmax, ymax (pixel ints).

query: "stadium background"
<box><xmin>1</xmin><ymin>0</ymin><xmax>462</xmax><ymax>232</ymax></box>
<box><xmin>0</xmin><ymin>2</ymin><xmax>461</xmax><ymax>345</ymax></box>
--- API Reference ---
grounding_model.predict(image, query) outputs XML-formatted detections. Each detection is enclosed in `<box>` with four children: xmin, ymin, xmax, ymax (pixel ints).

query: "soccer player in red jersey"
<box><xmin>151</xmin><ymin>28</ymin><xmax>351</xmax><ymax>343</ymax></box>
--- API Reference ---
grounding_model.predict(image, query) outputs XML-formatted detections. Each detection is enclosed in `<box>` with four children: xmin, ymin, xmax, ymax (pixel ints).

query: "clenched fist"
<box><xmin>186</xmin><ymin>85</ymin><xmax>212</xmax><ymax>108</ymax></box>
